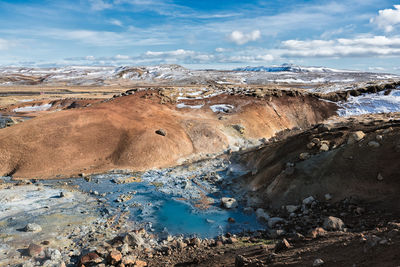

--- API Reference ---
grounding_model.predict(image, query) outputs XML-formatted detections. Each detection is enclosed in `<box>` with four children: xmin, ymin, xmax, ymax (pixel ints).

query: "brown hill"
<box><xmin>0</xmin><ymin>91</ymin><xmax>336</xmax><ymax>179</ymax></box>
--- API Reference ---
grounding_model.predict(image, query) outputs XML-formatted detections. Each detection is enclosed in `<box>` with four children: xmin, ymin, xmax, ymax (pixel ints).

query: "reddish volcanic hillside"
<box><xmin>0</xmin><ymin>90</ymin><xmax>336</xmax><ymax>179</ymax></box>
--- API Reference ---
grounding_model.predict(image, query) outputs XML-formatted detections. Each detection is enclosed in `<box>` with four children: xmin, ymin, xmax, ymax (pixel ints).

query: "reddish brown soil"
<box><xmin>0</xmin><ymin>91</ymin><xmax>335</xmax><ymax>179</ymax></box>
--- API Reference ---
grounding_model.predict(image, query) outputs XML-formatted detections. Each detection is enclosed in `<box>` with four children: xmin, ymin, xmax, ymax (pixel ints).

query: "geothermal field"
<box><xmin>0</xmin><ymin>65</ymin><xmax>400</xmax><ymax>266</ymax></box>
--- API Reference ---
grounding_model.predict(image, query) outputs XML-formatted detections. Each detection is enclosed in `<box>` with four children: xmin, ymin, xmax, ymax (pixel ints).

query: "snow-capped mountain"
<box><xmin>234</xmin><ymin>64</ymin><xmax>351</xmax><ymax>73</ymax></box>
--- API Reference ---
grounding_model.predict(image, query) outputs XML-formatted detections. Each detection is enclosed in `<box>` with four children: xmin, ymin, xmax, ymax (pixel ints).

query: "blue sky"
<box><xmin>1</xmin><ymin>0</ymin><xmax>400</xmax><ymax>72</ymax></box>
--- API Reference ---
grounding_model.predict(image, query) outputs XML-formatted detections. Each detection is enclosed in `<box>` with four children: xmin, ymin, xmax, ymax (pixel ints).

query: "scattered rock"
<box><xmin>275</xmin><ymin>238</ymin><xmax>291</xmax><ymax>252</ymax></box>
<box><xmin>376</xmin><ymin>135</ymin><xmax>383</xmax><ymax>141</ymax></box>
<box><xmin>112</xmin><ymin>176</ymin><xmax>142</xmax><ymax>184</ymax></box>
<box><xmin>311</xmin><ymin>138</ymin><xmax>321</xmax><ymax>145</ymax></box>
<box><xmin>134</xmin><ymin>259</ymin><xmax>147</xmax><ymax>267</ymax></box>
<box><xmin>23</xmin><ymin>223</ymin><xmax>42</xmax><ymax>233</ymax></box>
<box><xmin>120</xmin><ymin>243</ymin><xmax>130</xmax><ymax>255</ymax></box>
<box><xmin>354</xmin><ymin>207</ymin><xmax>365</xmax><ymax>215</ymax></box>
<box><xmin>155</xmin><ymin>129</ymin><xmax>166</xmax><ymax>136</ymax></box>
<box><xmin>268</xmin><ymin>217</ymin><xmax>285</xmax><ymax>228</ymax></box>
<box><xmin>309</xmin><ymin>227</ymin><xmax>327</xmax><ymax>239</ymax></box>
<box><xmin>115</xmin><ymin>193</ymin><xmax>134</xmax><ymax>202</ymax></box>
<box><xmin>368</xmin><ymin>141</ymin><xmax>380</xmax><ymax>148</ymax></box>
<box><xmin>307</xmin><ymin>142</ymin><xmax>315</xmax><ymax>149</ymax></box>
<box><xmin>235</xmin><ymin>255</ymin><xmax>251</xmax><ymax>267</ymax></box>
<box><xmin>319</xmin><ymin>143</ymin><xmax>329</xmax><ymax>152</ymax></box>
<box><xmin>232</xmin><ymin>124</ymin><xmax>245</xmax><ymax>134</ymax></box>
<box><xmin>299</xmin><ymin>152</ymin><xmax>310</xmax><ymax>160</ymax></box>
<box><xmin>123</xmin><ymin>233</ymin><xmax>144</xmax><ymax>248</ymax></box>
<box><xmin>347</xmin><ymin>131</ymin><xmax>365</xmax><ymax>144</ymax></box>
<box><xmin>313</xmin><ymin>258</ymin><xmax>324</xmax><ymax>266</ymax></box>
<box><xmin>324</xmin><ymin>194</ymin><xmax>332</xmax><ymax>201</ymax></box>
<box><xmin>214</xmin><ymin>240</ymin><xmax>223</xmax><ymax>247</ymax></box>
<box><xmin>228</xmin><ymin>217</ymin><xmax>236</xmax><ymax>223</ymax></box>
<box><xmin>303</xmin><ymin>196</ymin><xmax>315</xmax><ymax>205</ymax></box>
<box><xmin>79</xmin><ymin>252</ymin><xmax>102</xmax><ymax>265</ymax></box>
<box><xmin>323</xmin><ymin>216</ymin><xmax>345</xmax><ymax>231</ymax></box>
<box><xmin>227</xmin><ymin>237</ymin><xmax>238</xmax><ymax>244</ymax></box>
<box><xmin>221</xmin><ymin>197</ymin><xmax>238</xmax><ymax>209</ymax></box>
<box><xmin>318</xmin><ymin>124</ymin><xmax>331</xmax><ymax>132</ymax></box>
<box><xmin>189</xmin><ymin>237</ymin><xmax>202</xmax><ymax>247</ymax></box>
<box><xmin>286</xmin><ymin>205</ymin><xmax>299</xmax><ymax>213</ymax></box>
<box><xmin>377</xmin><ymin>173</ymin><xmax>384</xmax><ymax>181</ymax></box>
<box><xmin>27</xmin><ymin>243</ymin><xmax>43</xmax><ymax>257</ymax></box>
<box><xmin>122</xmin><ymin>255</ymin><xmax>137</xmax><ymax>265</ymax></box>
<box><xmin>268</xmin><ymin>229</ymin><xmax>286</xmax><ymax>239</ymax></box>
<box><xmin>44</xmin><ymin>248</ymin><xmax>62</xmax><ymax>260</ymax></box>
<box><xmin>108</xmin><ymin>250</ymin><xmax>122</xmax><ymax>265</ymax></box>
<box><xmin>388</xmin><ymin>222</ymin><xmax>400</xmax><ymax>229</ymax></box>
<box><xmin>59</xmin><ymin>191</ymin><xmax>73</xmax><ymax>198</ymax></box>
<box><xmin>176</xmin><ymin>240</ymin><xmax>187</xmax><ymax>249</ymax></box>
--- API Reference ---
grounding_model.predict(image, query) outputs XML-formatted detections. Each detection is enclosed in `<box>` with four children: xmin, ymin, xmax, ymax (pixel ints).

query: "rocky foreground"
<box><xmin>0</xmin><ymin>113</ymin><xmax>399</xmax><ymax>266</ymax></box>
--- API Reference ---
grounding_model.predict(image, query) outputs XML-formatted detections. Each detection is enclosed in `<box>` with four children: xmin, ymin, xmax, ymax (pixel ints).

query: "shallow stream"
<box><xmin>70</xmin><ymin>158</ymin><xmax>263</xmax><ymax>238</ymax></box>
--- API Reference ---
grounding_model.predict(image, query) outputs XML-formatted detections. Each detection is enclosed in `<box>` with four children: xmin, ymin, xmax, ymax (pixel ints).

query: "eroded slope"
<box><xmin>0</xmin><ymin>90</ymin><xmax>335</xmax><ymax>179</ymax></box>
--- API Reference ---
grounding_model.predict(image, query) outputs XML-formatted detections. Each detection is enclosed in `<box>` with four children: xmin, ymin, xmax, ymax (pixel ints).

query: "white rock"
<box><xmin>44</xmin><ymin>248</ymin><xmax>62</xmax><ymax>260</ymax></box>
<box><xmin>319</xmin><ymin>143</ymin><xmax>329</xmax><ymax>152</ymax></box>
<box><xmin>324</xmin><ymin>194</ymin><xmax>332</xmax><ymax>201</ymax></box>
<box><xmin>377</xmin><ymin>173</ymin><xmax>384</xmax><ymax>181</ymax></box>
<box><xmin>221</xmin><ymin>197</ymin><xmax>238</xmax><ymax>209</ymax></box>
<box><xmin>255</xmin><ymin>208</ymin><xmax>270</xmax><ymax>221</ymax></box>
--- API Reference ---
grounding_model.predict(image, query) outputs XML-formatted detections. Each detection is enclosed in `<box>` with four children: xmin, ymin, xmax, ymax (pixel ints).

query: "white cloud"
<box><xmin>229</xmin><ymin>30</ymin><xmax>261</xmax><ymax>45</ymax></box>
<box><xmin>109</xmin><ymin>19</ymin><xmax>123</xmax><ymax>27</ymax></box>
<box><xmin>0</xmin><ymin>39</ymin><xmax>12</xmax><ymax>50</ymax></box>
<box><xmin>215</xmin><ymin>47</ymin><xmax>226</xmax><ymax>52</ymax></box>
<box><xmin>280</xmin><ymin>36</ymin><xmax>400</xmax><ymax>57</ymax></box>
<box><xmin>145</xmin><ymin>49</ymin><xmax>196</xmax><ymax>57</ymax></box>
<box><xmin>89</xmin><ymin>0</ymin><xmax>113</xmax><ymax>11</ymax></box>
<box><xmin>41</xmin><ymin>28</ymin><xmax>172</xmax><ymax>46</ymax></box>
<box><xmin>371</xmin><ymin>5</ymin><xmax>400</xmax><ymax>32</ymax></box>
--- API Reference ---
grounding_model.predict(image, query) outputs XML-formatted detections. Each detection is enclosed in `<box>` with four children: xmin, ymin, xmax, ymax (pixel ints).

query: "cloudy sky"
<box><xmin>1</xmin><ymin>0</ymin><xmax>400</xmax><ymax>72</ymax></box>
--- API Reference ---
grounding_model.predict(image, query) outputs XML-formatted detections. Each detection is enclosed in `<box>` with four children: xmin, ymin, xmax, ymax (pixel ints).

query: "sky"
<box><xmin>0</xmin><ymin>0</ymin><xmax>400</xmax><ymax>72</ymax></box>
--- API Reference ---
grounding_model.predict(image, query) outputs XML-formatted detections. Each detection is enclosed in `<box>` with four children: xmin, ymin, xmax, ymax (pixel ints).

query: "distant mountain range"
<box><xmin>233</xmin><ymin>64</ymin><xmax>346</xmax><ymax>73</ymax></box>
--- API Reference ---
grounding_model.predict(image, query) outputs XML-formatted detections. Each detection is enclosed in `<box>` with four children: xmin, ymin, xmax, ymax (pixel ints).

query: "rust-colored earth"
<box><xmin>0</xmin><ymin>90</ymin><xmax>336</xmax><ymax>179</ymax></box>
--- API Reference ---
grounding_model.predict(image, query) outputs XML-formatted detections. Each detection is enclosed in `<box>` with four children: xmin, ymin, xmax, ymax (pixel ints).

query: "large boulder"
<box><xmin>323</xmin><ymin>216</ymin><xmax>345</xmax><ymax>231</ymax></box>
<box><xmin>347</xmin><ymin>131</ymin><xmax>365</xmax><ymax>144</ymax></box>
